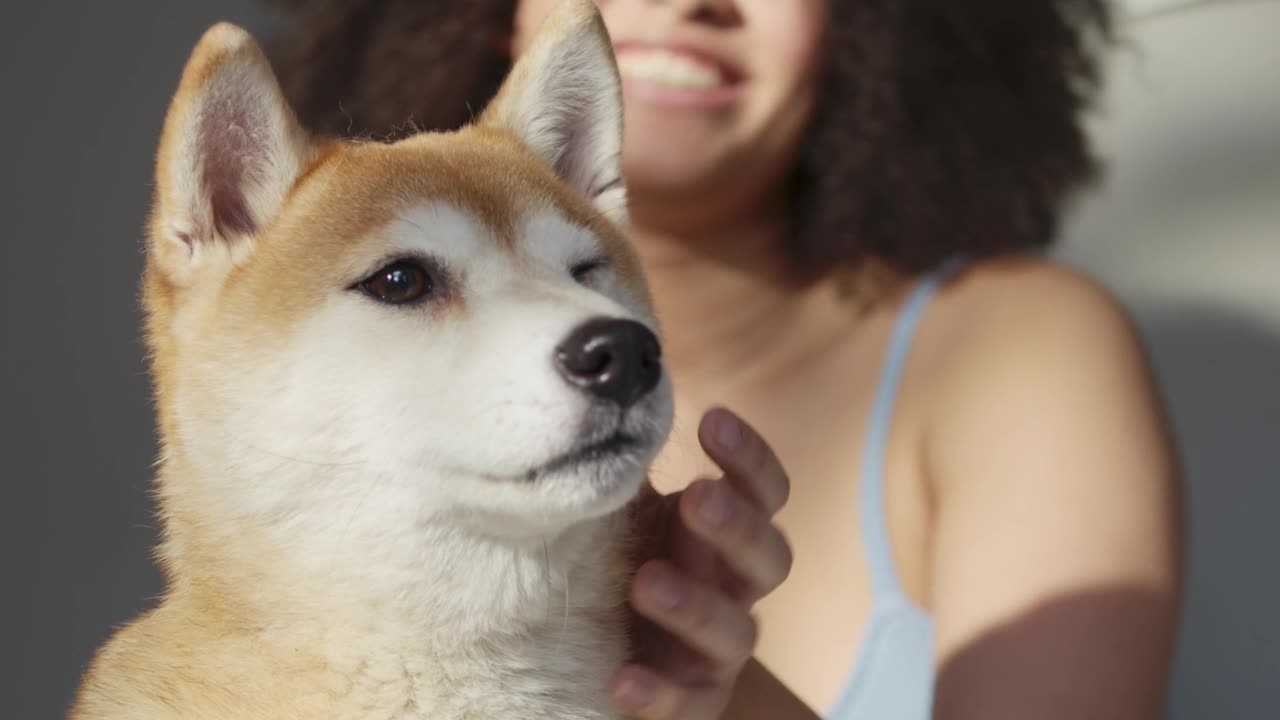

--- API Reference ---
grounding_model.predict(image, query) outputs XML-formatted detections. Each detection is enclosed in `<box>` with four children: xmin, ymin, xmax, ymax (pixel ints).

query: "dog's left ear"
<box><xmin>149</xmin><ymin>23</ymin><xmax>314</xmax><ymax>287</ymax></box>
<box><xmin>482</xmin><ymin>0</ymin><xmax>626</xmax><ymax>225</ymax></box>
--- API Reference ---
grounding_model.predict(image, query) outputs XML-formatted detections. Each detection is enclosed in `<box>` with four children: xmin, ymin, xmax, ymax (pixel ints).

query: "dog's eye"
<box><xmin>357</xmin><ymin>260</ymin><xmax>434</xmax><ymax>305</ymax></box>
<box><xmin>570</xmin><ymin>257</ymin><xmax>609</xmax><ymax>285</ymax></box>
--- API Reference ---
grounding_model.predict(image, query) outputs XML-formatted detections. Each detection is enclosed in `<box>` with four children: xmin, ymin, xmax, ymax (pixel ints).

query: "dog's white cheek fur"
<box><xmin>180</xmin><ymin>205</ymin><xmax>658</xmax><ymax>516</ymax></box>
<box><xmin>169</xmin><ymin>203</ymin><xmax>669</xmax><ymax>629</ymax></box>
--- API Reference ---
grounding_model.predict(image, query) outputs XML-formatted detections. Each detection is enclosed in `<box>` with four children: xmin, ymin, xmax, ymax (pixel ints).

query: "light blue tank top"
<box><xmin>826</xmin><ymin>261</ymin><xmax>961</xmax><ymax>720</ymax></box>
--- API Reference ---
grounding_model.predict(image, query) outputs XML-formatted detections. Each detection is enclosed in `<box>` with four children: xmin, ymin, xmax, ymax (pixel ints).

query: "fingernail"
<box><xmin>647</xmin><ymin>568</ymin><xmax>684</xmax><ymax>610</ymax></box>
<box><xmin>699</xmin><ymin>482</ymin><xmax>733</xmax><ymax>529</ymax></box>
<box><xmin>715</xmin><ymin>411</ymin><xmax>744</xmax><ymax>452</ymax></box>
<box><xmin>614</xmin><ymin>673</ymin><xmax>657</xmax><ymax>710</ymax></box>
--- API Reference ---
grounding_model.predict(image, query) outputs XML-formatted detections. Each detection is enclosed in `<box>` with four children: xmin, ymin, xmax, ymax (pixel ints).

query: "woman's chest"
<box><xmin>652</xmin><ymin>377</ymin><xmax>934</xmax><ymax>713</ymax></box>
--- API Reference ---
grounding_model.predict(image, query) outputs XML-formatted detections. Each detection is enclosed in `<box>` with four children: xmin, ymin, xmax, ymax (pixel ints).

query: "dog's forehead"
<box><xmin>280</xmin><ymin>129</ymin><xmax>610</xmax><ymax>250</ymax></box>
<box><xmin>220</xmin><ymin>128</ymin><xmax>650</xmax><ymax>329</ymax></box>
<box><xmin>255</xmin><ymin>128</ymin><xmax>645</xmax><ymax>294</ymax></box>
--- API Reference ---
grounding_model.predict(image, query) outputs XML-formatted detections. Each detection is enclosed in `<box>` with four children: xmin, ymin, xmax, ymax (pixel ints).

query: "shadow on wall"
<box><xmin>1134</xmin><ymin>302</ymin><xmax>1280</xmax><ymax>720</ymax></box>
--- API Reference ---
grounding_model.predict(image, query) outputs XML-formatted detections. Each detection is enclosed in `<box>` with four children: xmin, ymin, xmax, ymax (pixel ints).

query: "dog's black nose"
<box><xmin>555</xmin><ymin>318</ymin><xmax>662</xmax><ymax>408</ymax></box>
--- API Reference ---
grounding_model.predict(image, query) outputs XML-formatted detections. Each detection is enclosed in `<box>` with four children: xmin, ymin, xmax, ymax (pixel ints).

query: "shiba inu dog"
<box><xmin>70</xmin><ymin>1</ymin><xmax>672</xmax><ymax>717</ymax></box>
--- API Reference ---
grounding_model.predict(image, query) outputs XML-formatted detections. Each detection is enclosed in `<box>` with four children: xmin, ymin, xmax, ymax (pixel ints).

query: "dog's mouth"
<box><xmin>525</xmin><ymin>429</ymin><xmax>644</xmax><ymax>482</ymax></box>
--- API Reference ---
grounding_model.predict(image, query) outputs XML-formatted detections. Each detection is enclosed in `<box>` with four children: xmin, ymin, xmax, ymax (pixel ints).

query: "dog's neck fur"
<box><xmin>153</xmin><ymin>451</ymin><xmax>631</xmax><ymax>718</ymax></box>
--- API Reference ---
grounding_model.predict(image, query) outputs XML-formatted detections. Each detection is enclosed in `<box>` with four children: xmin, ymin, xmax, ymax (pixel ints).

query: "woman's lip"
<box><xmin>613</xmin><ymin>41</ymin><xmax>745</xmax><ymax>84</ymax></box>
<box><xmin>620</xmin><ymin>77</ymin><xmax>744</xmax><ymax>109</ymax></box>
<box><xmin>613</xmin><ymin>41</ymin><xmax>745</xmax><ymax>109</ymax></box>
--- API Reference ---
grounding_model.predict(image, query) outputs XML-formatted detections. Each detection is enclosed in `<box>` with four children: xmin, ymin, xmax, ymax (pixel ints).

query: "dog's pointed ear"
<box><xmin>149</xmin><ymin>23</ymin><xmax>313</xmax><ymax>286</ymax></box>
<box><xmin>481</xmin><ymin>0</ymin><xmax>627</xmax><ymax>225</ymax></box>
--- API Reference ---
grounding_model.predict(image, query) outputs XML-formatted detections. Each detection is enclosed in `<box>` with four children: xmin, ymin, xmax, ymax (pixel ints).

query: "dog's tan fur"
<box><xmin>72</xmin><ymin>2</ymin><xmax>663</xmax><ymax>718</ymax></box>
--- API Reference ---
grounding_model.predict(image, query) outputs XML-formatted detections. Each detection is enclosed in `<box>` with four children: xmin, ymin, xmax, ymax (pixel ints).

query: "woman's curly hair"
<box><xmin>264</xmin><ymin>0</ymin><xmax>1111</xmax><ymax>277</ymax></box>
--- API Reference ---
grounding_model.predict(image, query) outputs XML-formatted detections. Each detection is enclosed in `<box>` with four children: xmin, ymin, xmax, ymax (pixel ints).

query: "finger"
<box><xmin>630</xmin><ymin>559</ymin><xmax>759</xmax><ymax>674</ymax></box>
<box><xmin>610</xmin><ymin>664</ymin><xmax>724</xmax><ymax>720</ymax></box>
<box><xmin>698</xmin><ymin>407</ymin><xmax>790</xmax><ymax>516</ymax></box>
<box><xmin>680</xmin><ymin>478</ymin><xmax>793</xmax><ymax>602</ymax></box>
<box><xmin>669</xmin><ymin>488</ymin><xmax>718</xmax><ymax>586</ymax></box>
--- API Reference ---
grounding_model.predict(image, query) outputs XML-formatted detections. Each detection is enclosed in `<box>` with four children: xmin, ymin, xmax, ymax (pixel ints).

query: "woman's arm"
<box><xmin>925</xmin><ymin>263</ymin><xmax>1184</xmax><ymax>719</ymax></box>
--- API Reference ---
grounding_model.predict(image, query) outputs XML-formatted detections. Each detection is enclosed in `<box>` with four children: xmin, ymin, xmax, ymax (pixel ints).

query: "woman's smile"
<box><xmin>615</xmin><ymin>43</ymin><xmax>744</xmax><ymax>108</ymax></box>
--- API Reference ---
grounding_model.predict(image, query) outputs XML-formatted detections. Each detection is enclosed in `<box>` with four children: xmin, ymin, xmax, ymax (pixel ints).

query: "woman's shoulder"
<box><xmin>914</xmin><ymin>254</ymin><xmax>1171</xmax><ymax>471</ymax></box>
<box><xmin>939</xmin><ymin>255</ymin><xmax>1134</xmax><ymax>332</ymax></box>
<box><xmin>924</xmin><ymin>256</ymin><xmax>1150</xmax><ymax>387</ymax></box>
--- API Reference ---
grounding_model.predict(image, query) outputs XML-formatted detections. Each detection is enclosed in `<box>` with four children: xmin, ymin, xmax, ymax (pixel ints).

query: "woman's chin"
<box><xmin>624</xmin><ymin>162</ymin><xmax>710</xmax><ymax>195</ymax></box>
<box><xmin>621</xmin><ymin>112</ymin><xmax>732</xmax><ymax>175</ymax></box>
<box><xmin>619</xmin><ymin>114</ymin><xmax>785</xmax><ymax>227</ymax></box>
<box><xmin>621</xmin><ymin>147</ymin><xmax>732</xmax><ymax>203</ymax></box>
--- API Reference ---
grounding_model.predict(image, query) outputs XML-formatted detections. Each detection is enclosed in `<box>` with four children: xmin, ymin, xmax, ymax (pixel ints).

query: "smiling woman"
<box><xmin>264</xmin><ymin>1</ymin><xmax>1182</xmax><ymax>720</ymax></box>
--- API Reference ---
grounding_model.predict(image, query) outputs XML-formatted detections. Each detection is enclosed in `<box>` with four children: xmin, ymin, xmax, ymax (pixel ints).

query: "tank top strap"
<box><xmin>859</xmin><ymin>258</ymin><xmax>964</xmax><ymax>598</ymax></box>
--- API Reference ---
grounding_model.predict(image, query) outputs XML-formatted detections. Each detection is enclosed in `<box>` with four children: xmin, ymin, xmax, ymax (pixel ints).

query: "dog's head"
<box><xmin>145</xmin><ymin>0</ymin><xmax>671</xmax><ymax>548</ymax></box>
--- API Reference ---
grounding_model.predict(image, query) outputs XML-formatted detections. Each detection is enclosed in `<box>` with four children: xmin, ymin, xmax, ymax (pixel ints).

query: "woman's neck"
<box><xmin>628</xmin><ymin>209</ymin><xmax>875</xmax><ymax>406</ymax></box>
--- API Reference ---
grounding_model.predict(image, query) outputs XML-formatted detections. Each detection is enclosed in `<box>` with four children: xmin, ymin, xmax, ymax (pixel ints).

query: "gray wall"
<box><xmin>0</xmin><ymin>3</ymin><xmax>277</xmax><ymax>717</ymax></box>
<box><xmin>1057</xmin><ymin>3</ymin><xmax>1280</xmax><ymax>717</ymax></box>
<box><xmin>1</xmin><ymin>1</ymin><xmax>1275</xmax><ymax>718</ymax></box>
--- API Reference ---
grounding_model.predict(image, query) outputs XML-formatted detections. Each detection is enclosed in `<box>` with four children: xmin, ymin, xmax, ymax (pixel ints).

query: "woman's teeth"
<box><xmin>617</xmin><ymin>50</ymin><xmax>725</xmax><ymax>90</ymax></box>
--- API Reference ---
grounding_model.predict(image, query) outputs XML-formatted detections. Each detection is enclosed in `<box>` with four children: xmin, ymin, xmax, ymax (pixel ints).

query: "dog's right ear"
<box><xmin>149</xmin><ymin>23</ymin><xmax>312</xmax><ymax>286</ymax></box>
<box><xmin>481</xmin><ymin>0</ymin><xmax>626</xmax><ymax>226</ymax></box>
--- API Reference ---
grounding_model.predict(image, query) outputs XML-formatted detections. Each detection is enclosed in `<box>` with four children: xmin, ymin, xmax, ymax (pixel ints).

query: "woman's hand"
<box><xmin>610</xmin><ymin>408</ymin><xmax>794</xmax><ymax>719</ymax></box>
